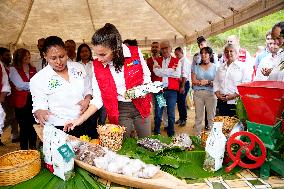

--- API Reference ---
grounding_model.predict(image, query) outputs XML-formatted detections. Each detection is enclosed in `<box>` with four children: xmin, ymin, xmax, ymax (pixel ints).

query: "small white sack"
<box><xmin>0</xmin><ymin>104</ymin><xmax>5</xmax><ymax>135</ymax></box>
<box><xmin>203</xmin><ymin>122</ymin><xmax>227</xmax><ymax>172</ymax></box>
<box><xmin>124</xmin><ymin>81</ymin><xmax>163</xmax><ymax>99</ymax></box>
<box><xmin>43</xmin><ymin>126</ymin><xmax>74</xmax><ymax>180</ymax></box>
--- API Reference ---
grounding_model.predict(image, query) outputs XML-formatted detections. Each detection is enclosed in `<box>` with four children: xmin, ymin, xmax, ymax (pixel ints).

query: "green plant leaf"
<box><xmin>118</xmin><ymin>136</ymin><xmax>243</xmax><ymax>180</ymax></box>
<box><xmin>0</xmin><ymin>167</ymin><xmax>106</xmax><ymax>189</ymax></box>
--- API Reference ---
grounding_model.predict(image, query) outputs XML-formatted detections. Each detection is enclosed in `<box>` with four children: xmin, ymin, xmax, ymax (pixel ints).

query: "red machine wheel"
<box><xmin>225</xmin><ymin>131</ymin><xmax>266</xmax><ymax>172</ymax></box>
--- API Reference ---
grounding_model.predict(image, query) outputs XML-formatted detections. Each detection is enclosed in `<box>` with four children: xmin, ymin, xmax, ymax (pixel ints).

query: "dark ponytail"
<box><xmin>92</xmin><ymin>23</ymin><xmax>124</xmax><ymax>72</ymax></box>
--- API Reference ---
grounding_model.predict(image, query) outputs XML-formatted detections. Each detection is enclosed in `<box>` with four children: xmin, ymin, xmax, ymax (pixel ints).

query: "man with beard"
<box><xmin>146</xmin><ymin>42</ymin><xmax>168</xmax><ymax>130</ymax></box>
<box><xmin>65</xmin><ymin>39</ymin><xmax>77</xmax><ymax>62</ymax></box>
<box><xmin>31</xmin><ymin>38</ymin><xmax>47</xmax><ymax>71</ymax></box>
<box><xmin>146</xmin><ymin>42</ymin><xmax>160</xmax><ymax>82</ymax></box>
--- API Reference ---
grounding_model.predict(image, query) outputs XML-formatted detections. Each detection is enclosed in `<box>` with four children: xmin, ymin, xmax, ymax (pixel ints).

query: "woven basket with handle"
<box><xmin>0</xmin><ymin>150</ymin><xmax>41</xmax><ymax>186</ymax></box>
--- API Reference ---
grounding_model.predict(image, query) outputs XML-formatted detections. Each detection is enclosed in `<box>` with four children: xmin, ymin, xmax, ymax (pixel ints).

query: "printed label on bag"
<box><xmin>57</xmin><ymin>144</ymin><xmax>75</xmax><ymax>162</ymax></box>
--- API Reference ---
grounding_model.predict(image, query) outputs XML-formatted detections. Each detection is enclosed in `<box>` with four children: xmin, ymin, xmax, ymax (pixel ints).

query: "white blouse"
<box><xmin>213</xmin><ymin>60</ymin><xmax>251</xmax><ymax>104</ymax></box>
<box><xmin>9</xmin><ymin>67</ymin><xmax>30</xmax><ymax>91</ymax></box>
<box><xmin>78</xmin><ymin>60</ymin><xmax>93</xmax><ymax>78</ymax></box>
<box><xmin>30</xmin><ymin>61</ymin><xmax>92</xmax><ymax>126</ymax></box>
<box><xmin>0</xmin><ymin>62</ymin><xmax>11</xmax><ymax>93</ymax></box>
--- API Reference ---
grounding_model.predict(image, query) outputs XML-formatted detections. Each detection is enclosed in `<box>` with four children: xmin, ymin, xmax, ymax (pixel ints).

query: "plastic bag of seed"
<box><xmin>97</xmin><ymin>124</ymin><xmax>126</xmax><ymax>152</ymax></box>
<box><xmin>43</xmin><ymin>126</ymin><xmax>75</xmax><ymax>180</ymax></box>
<box><xmin>203</xmin><ymin>122</ymin><xmax>226</xmax><ymax>172</ymax></box>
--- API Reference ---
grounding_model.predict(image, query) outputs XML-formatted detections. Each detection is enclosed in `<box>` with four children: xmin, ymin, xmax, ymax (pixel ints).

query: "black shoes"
<box><xmin>179</xmin><ymin>120</ymin><xmax>186</xmax><ymax>127</ymax></box>
<box><xmin>175</xmin><ymin>119</ymin><xmax>186</xmax><ymax>127</ymax></box>
<box><xmin>175</xmin><ymin>120</ymin><xmax>182</xmax><ymax>125</ymax></box>
<box><xmin>12</xmin><ymin>137</ymin><xmax>20</xmax><ymax>143</ymax></box>
<box><xmin>205</xmin><ymin>125</ymin><xmax>210</xmax><ymax>130</ymax></box>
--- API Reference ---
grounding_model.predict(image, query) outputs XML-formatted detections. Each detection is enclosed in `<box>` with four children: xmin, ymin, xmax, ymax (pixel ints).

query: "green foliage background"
<box><xmin>188</xmin><ymin>10</ymin><xmax>284</xmax><ymax>55</ymax></box>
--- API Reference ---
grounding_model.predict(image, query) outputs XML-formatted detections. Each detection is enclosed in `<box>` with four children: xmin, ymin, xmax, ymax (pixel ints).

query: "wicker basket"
<box><xmin>97</xmin><ymin>124</ymin><xmax>125</xmax><ymax>152</ymax></box>
<box><xmin>0</xmin><ymin>150</ymin><xmax>41</xmax><ymax>186</ymax></box>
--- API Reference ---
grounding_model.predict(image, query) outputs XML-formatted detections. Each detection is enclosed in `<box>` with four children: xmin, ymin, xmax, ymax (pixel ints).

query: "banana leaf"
<box><xmin>0</xmin><ymin>167</ymin><xmax>106</xmax><ymax>189</ymax></box>
<box><xmin>119</xmin><ymin>136</ymin><xmax>242</xmax><ymax>180</ymax></box>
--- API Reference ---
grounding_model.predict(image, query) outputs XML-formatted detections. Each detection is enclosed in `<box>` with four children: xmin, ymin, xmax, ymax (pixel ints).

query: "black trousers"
<box><xmin>56</xmin><ymin>113</ymin><xmax>99</xmax><ymax>139</ymax></box>
<box><xmin>14</xmin><ymin>94</ymin><xmax>37</xmax><ymax>150</ymax></box>
<box><xmin>216</xmin><ymin>99</ymin><xmax>236</xmax><ymax>117</ymax></box>
<box><xmin>93</xmin><ymin>106</ymin><xmax>106</xmax><ymax>126</ymax></box>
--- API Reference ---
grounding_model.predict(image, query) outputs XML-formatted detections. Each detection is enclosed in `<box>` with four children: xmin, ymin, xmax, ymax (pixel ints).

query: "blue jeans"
<box><xmin>154</xmin><ymin>90</ymin><xmax>177</xmax><ymax>137</ymax></box>
<box><xmin>177</xmin><ymin>81</ymin><xmax>190</xmax><ymax>121</ymax></box>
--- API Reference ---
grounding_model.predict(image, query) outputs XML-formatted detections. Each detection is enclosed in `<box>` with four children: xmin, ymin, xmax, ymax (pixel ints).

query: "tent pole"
<box><xmin>15</xmin><ymin>0</ymin><xmax>34</xmax><ymax>45</ymax></box>
<box><xmin>86</xmin><ymin>0</ymin><xmax>96</xmax><ymax>33</ymax></box>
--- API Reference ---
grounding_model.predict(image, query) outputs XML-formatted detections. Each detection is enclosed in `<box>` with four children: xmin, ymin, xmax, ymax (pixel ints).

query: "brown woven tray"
<box><xmin>0</xmin><ymin>150</ymin><xmax>41</xmax><ymax>186</ymax></box>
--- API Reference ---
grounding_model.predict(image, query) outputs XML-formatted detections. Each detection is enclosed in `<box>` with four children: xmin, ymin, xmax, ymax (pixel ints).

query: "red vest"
<box><xmin>146</xmin><ymin>57</ymin><xmax>160</xmax><ymax>82</ymax></box>
<box><xmin>238</xmin><ymin>48</ymin><xmax>247</xmax><ymax>62</ymax></box>
<box><xmin>11</xmin><ymin>66</ymin><xmax>36</xmax><ymax>108</ymax></box>
<box><xmin>155</xmin><ymin>56</ymin><xmax>180</xmax><ymax>91</ymax></box>
<box><xmin>93</xmin><ymin>46</ymin><xmax>151</xmax><ymax>125</ymax></box>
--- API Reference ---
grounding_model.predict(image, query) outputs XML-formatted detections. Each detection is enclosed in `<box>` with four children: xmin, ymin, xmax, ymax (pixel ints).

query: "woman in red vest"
<box><xmin>64</xmin><ymin>23</ymin><xmax>152</xmax><ymax>138</ymax></box>
<box><xmin>9</xmin><ymin>48</ymin><xmax>37</xmax><ymax>149</ymax></box>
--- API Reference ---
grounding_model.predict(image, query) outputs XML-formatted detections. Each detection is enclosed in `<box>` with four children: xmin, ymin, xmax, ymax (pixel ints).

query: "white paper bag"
<box><xmin>203</xmin><ymin>122</ymin><xmax>227</xmax><ymax>172</ymax></box>
<box><xmin>43</xmin><ymin>126</ymin><xmax>74</xmax><ymax>180</ymax></box>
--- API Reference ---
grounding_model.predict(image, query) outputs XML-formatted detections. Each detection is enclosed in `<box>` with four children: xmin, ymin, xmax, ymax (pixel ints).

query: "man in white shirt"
<box><xmin>31</xmin><ymin>38</ymin><xmax>47</xmax><ymax>72</ymax></box>
<box><xmin>174</xmin><ymin>47</ymin><xmax>191</xmax><ymax>127</ymax></box>
<box><xmin>268</xmin><ymin>22</ymin><xmax>284</xmax><ymax>81</ymax></box>
<box><xmin>192</xmin><ymin>36</ymin><xmax>219</xmax><ymax>68</ymax></box>
<box><xmin>254</xmin><ymin>38</ymin><xmax>280</xmax><ymax>81</ymax></box>
<box><xmin>65</xmin><ymin>39</ymin><xmax>77</xmax><ymax>62</ymax></box>
<box><xmin>254</xmin><ymin>31</ymin><xmax>272</xmax><ymax>71</ymax></box>
<box><xmin>153</xmin><ymin>40</ymin><xmax>181</xmax><ymax>137</ymax></box>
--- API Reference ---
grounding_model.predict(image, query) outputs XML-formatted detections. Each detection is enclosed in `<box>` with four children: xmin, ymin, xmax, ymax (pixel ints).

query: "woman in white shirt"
<box><xmin>213</xmin><ymin>44</ymin><xmax>251</xmax><ymax>116</ymax></box>
<box><xmin>76</xmin><ymin>43</ymin><xmax>107</xmax><ymax>125</ymax></box>
<box><xmin>76</xmin><ymin>43</ymin><xmax>94</xmax><ymax>78</ymax></box>
<box><xmin>30</xmin><ymin>36</ymin><xmax>95</xmax><ymax>138</ymax></box>
<box><xmin>64</xmin><ymin>23</ymin><xmax>152</xmax><ymax>138</ymax></box>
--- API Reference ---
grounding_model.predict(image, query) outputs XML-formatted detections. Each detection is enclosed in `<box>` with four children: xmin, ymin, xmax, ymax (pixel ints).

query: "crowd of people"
<box><xmin>0</xmin><ymin>21</ymin><xmax>283</xmax><ymax>149</ymax></box>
